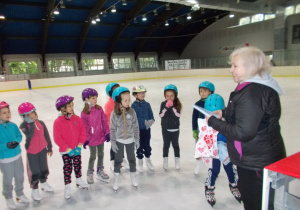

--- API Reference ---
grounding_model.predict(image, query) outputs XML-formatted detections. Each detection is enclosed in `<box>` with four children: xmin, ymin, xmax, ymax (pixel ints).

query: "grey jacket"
<box><xmin>110</xmin><ymin>108</ymin><xmax>139</xmax><ymax>144</ymax></box>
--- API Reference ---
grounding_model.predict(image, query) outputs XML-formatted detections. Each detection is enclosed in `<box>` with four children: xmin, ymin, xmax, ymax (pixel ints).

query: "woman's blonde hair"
<box><xmin>229</xmin><ymin>46</ymin><xmax>271</xmax><ymax>78</ymax></box>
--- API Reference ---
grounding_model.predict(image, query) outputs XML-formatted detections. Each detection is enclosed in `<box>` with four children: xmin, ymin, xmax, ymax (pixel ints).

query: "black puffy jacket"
<box><xmin>208</xmin><ymin>83</ymin><xmax>286</xmax><ymax>171</ymax></box>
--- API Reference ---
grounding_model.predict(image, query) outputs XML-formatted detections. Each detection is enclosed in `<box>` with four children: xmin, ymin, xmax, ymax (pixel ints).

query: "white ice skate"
<box><xmin>130</xmin><ymin>172</ymin><xmax>138</xmax><ymax>187</ymax></box>
<box><xmin>6</xmin><ymin>198</ymin><xmax>17</xmax><ymax>210</ymax></box>
<box><xmin>87</xmin><ymin>170</ymin><xmax>94</xmax><ymax>184</ymax></box>
<box><xmin>64</xmin><ymin>184</ymin><xmax>71</xmax><ymax>199</ymax></box>
<box><xmin>16</xmin><ymin>194</ymin><xmax>29</xmax><ymax>204</ymax></box>
<box><xmin>41</xmin><ymin>182</ymin><xmax>54</xmax><ymax>192</ymax></box>
<box><xmin>97</xmin><ymin>169</ymin><xmax>109</xmax><ymax>183</ymax></box>
<box><xmin>122</xmin><ymin>158</ymin><xmax>129</xmax><ymax>169</ymax></box>
<box><xmin>163</xmin><ymin>157</ymin><xmax>168</xmax><ymax>171</ymax></box>
<box><xmin>137</xmin><ymin>159</ymin><xmax>143</xmax><ymax>173</ymax></box>
<box><xmin>31</xmin><ymin>189</ymin><xmax>42</xmax><ymax>201</ymax></box>
<box><xmin>194</xmin><ymin>159</ymin><xmax>201</xmax><ymax>175</ymax></box>
<box><xmin>145</xmin><ymin>157</ymin><xmax>154</xmax><ymax>172</ymax></box>
<box><xmin>175</xmin><ymin>157</ymin><xmax>180</xmax><ymax>170</ymax></box>
<box><xmin>76</xmin><ymin>177</ymin><xmax>89</xmax><ymax>189</ymax></box>
<box><xmin>110</xmin><ymin>160</ymin><xmax>114</xmax><ymax>171</ymax></box>
<box><xmin>113</xmin><ymin>173</ymin><xmax>120</xmax><ymax>191</ymax></box>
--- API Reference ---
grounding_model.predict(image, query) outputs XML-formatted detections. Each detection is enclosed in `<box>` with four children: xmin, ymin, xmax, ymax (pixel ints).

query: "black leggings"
<box><xmin>162</xmin><ymin>129</ymin><xmax>180</xmax><ymax>158</ymax></box>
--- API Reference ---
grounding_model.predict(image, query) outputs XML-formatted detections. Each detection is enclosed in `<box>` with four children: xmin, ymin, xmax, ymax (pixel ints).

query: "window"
<box><xmin>264</xmin><ymin>14</ymin><xmax>276</xmax><ymax>20</ymax></box>
<box><xmin>296</xmin><ymin>4</ymin><xmax>300</xmax><ymax>13</ymax></box>
<box><xmin>112</xmin><ymin>58</ymin><xmax>131</xmax><ymax>69</ymax></box>
<box><xmin>285</xmin><ymin>6</ymin><xmax>294</xmax><ymax>16</ymax></box>
<box><xmin>48</xmin><ymin>59</ymin><xmax>74</xmax><ymax>72</ymax></box>
<box><xmin>251</xmin><ymin>14</ymin><xmax>264</xmax><ymax>23</ymax></box>
<box><xmin>239</xmin><ymin>16</ymin><xmax>250</xmax><ymax>25</ymax></box>
<box><xmin>8</xmin><ymin>61</ymin><xmax>38</xmax><ymax>74</ymax></box>
<box><xmin>83</xmin><ymin>59</ymin><xmax>105</xmax><ymax>71</ymax></box>
<box><xmin>139</xmin><ymin>57</ymin><xmax>156</xmax><ymax>68</ymax></box>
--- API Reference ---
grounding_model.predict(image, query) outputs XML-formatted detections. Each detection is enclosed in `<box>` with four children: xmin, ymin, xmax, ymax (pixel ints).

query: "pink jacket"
<box><xmin>81</xmin><ymin>106</ymin><xmax>110</xmax><ymax>146</ymax></box>
<box><xmin>104</xmin><ymin>97</ymin><xmax>115</xmax><ymax>128</ymax></box>
<box><xmin>53</xmin><ymin>115</ymin><xmax>86</xmax><ymax>152</ymax></box>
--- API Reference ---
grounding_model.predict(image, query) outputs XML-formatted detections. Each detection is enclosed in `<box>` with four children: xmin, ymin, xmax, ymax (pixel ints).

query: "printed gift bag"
<box><xmin>194</xmin><ymin>118</ymin><xmax>219</xmax><ymax>167</ymax></box>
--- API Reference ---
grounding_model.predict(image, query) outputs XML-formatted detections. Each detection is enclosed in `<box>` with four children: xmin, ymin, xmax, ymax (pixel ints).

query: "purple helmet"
<box><xmin>55</xmin><ymin>95</ymin><xmax>74</xmax><ymax>111</ymax></box>
<box><xmin>18</xmin><ymin>102</ymin><xmax>36</xmax><ymax>115</ymax></box>
<box><xmin>82</xmin><ymin>88</ymin><xmax>98</xmax><ymax>101</ymax></box>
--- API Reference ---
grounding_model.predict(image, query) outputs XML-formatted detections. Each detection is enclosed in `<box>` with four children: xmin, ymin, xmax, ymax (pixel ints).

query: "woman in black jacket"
<box><xmin>207</xmin><ymin>46</ymin><xmax>286</xmax><ymax>210</ymax></box>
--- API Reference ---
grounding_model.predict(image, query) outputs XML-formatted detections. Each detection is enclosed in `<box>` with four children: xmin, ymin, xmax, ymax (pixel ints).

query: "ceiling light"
<box><xmin>166</xmin><ymin>3</ymin><xmax>170</xmax><ymax>11</ymax></box>
<box><xmin>53</xmin><ymin>8</ymin><xmax>59</xmax><ymax>15</ymax></box>
<box><xmin>0</xmin><ymin>15</ymin><xmax>5</xmax><ymax>19</ymax></box>
<box><xmin>111</xmin><ymin>5</ymin><xmax>116</xmax><ymax>13</ymax></box>
<box><xmin>229</xmin><ymin>14</ymin><xmax>235</xmax><ymax>18</ymax></box>
<box><xmin>192</xmin><ymin>4</ymin><xmax>200</xmax><ymax>11</ymax></box>
<box><xmin>122</xmin><ymin>0</ymin><xmax>127</xmax><ymax>6</ymax></box>
<box><xmin>91</xmin><ymin>19</ymin><xmax>96</xmax><ymax>24</ymax></box>
<box><xmin>142</xmin><ymin>15</ymin><xmax>147</xmax><ymax>21</ymax></box>
<box><xmin>96</xmin><ymin>15</ymin><xmax>100</xmax><ymax>22</ymax></box>
<box><xmin>165</xmin><ymin>20</ymin><xmax>169</xmax><ymax>26</ymax></box>
<box><xmin>187</xmin><ymin>13</ymin><xmax>192</xmax><ymax>20</ymax></box>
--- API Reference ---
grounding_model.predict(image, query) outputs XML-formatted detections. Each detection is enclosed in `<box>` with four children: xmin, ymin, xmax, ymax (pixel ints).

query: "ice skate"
<box><xmin>229</xmin><ymin>182</ymin><xmax>242</xmax><ymax>203</ymax></box>
<box><xmin>113</xmin><ymin>173</ymin><xmax>120</xmax><ymax>191</ymax></box>
<box><xmin>130</xmin><ymin>172</ymin><xmax>138</xmax><ymax>187</ymax></box>
<box><xmin>6</xmin><ymin>198</ymin><xmax>17</xmax><ymax>210</ymax></box>
<box><xmin>87</xmin><ymin>170</ymin><xmax>94</xmax><ymax>184</ymax></box>
<box><xmin>145</xmin><ymin>157</ymin><xmax>154</xmax><ymax>172</ymax></box>
<box><xmin>31</xmin><ymin>189</ymin><xmax>42</xmax><ymax>201</ymax></box>
<box><xmin>194</xmin><ymin>159</ymin><xmax>201</xmax><ymax>175</ymax></box>
<box><xmin>175</xmin><ymin>157</ymin><xmax>180</xmax><ymax>170</ymax></box>
<box><xmin>137</xmin><ymin>159</ymin><xmax>143</xmax><ymax>173</ymax></box>
<box><xmin>163</xmin><ymin>157</ymin><xmax>168</xmax><ymax>171</ymax></box>
<box><xmin>76</xmin><ymin>177</ymin><xmax>89</xmax><ymax>189</ymax></box>
<box><xmin>16</xmin><ymin>194</ymin><xmax>29</xmax><ymax>204</ymax></box>
<box><xmin>40</xmin><ymin>182</ymin><xmax>54</xmax><ymax>192</ymax></box>
<box><xmin>110</xmin><ymin>160</ymin><xmax>114</xmax><ymax>171</ymax></box>
<box><xmin>64</xmin><ymin>184</ymin><xmax>71</xmax><ymax>199</ymax></box>
<box><xmin>122</xmin><ymin>158</ymin><xmax>129</xmax><ymax>169</ymax></box>
<box><xmin>205</xmin><ymin>186</ymin><xmax>216</xmax><ymax>207</ymax></box>
<box><xmin>97</xmin><ymin>169</ymin><xmax>109</xmax><ymax>183</ymax></box>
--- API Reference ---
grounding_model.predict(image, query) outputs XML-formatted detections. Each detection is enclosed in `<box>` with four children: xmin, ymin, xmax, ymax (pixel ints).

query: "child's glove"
<box><xmin>166</xmin><ymin>100</ymin><xmax>173</xmax><ymax>108</ymax></box>
<box><xmin>7</xmin><ymin>141</ymin><xmax>19</xmax><ymax>149</ymax></box>
<box><xmin>105</xmin><ymin>133</ymin><xmax>110</xmax><ymax>142</ymax></box>
<box><xmin>83</xmin><ymin>140</ymin><xmax>89</xmax><ymax>149</ymax></box>
<box><xmin>111</xmin><ymin>141</ymin><xmax>119</xmax><ymax>153</ymax></box>
<box><xmin>74</xmin><ymin>145</ymin><xmax>82</xmax><ymax>156</ymax></box>
<box><xmin>145</xmin><ymin>120</ymin><xmax>154</xmax><ymax>130</ymax></box>
<box><xmin>66</xmin><ymin>148</ymin><xmax>74</xmax><ymax>157</ymax></box>
<box><xmin>134</xmin><ymin>140</ymin><xmax>140</xmax><ymax>149</ymax></box>
<box><xmin>193</xmin><ymin>130</ymin><xmax>198</xmax><ymax>141</ymax></box>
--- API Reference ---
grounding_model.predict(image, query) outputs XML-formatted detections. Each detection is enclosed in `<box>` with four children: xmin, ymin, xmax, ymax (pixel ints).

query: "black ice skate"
<box><xmin>229</xmin><ymin>183</ymin><xmax>242</xmax><ymax>203</ymax></box>
<box><xmin>205</xmin><ymin>186</ymin><xmax>216</xmax><ymax>207</ymax></box>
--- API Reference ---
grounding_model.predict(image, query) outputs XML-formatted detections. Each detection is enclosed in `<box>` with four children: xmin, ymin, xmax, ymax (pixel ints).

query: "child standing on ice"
<box><xmin>110</xmin><ymin>87</ymin><xmax>140</xmax><ymax>191</ymax></box>
<box><xmin>81</xmin><ymin>88</ymin><xmax>110</xmax><ymax>184</ymax></box>
<box><xmin>19</xmin><ymin>102</ymin><xmax>53</xmax><ymax>201</ymax></box>
<box><xmin>53</xmin><ymin>95</ymin><xmax>89</xmax><ymax>199</ymax></box>
<box><xmin>0</xmin><ymin>101</ymin><xmax>29</xmax><ymax>209</ymax></box>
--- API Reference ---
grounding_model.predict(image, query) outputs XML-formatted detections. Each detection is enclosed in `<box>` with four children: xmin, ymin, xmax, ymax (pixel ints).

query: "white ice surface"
<box><xmin>0</xmin><ymin>76</ymin><xmax>299</xmax><ymax>210</ymax></box>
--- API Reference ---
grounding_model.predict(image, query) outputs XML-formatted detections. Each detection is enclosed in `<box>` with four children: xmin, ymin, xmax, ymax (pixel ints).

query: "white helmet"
<box><xmin>132</xmin><ymin>85</ymin><xmax>147</xmax><ymax>94</ymax></box>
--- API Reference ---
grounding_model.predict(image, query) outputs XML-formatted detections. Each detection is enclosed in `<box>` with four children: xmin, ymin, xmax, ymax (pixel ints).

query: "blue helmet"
<box><xmin>106</xmin><ymin>82</ymin><xmax>119</xmax><ymax>97</ymax></box>
<box><xmin>204</xmin><ymin>94</ymin><xmax>225</xmax><ymax>111</ymax></box>
<box><xmin>199</xmin><ymin>81</ymin><xmax>215</xmax><ymax>93</ymax></box>
<box><xmin>164</xmin><ymin>84</ymin><xmax>178</xmax><ymax>93</ymax></box>
<box><xmin>112</xmin><ymin>87</ymin><xmax>130</xmax><ymax>102</ymax></box>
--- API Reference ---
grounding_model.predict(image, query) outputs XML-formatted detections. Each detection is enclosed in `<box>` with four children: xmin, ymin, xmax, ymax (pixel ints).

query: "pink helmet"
<box><xmin>18</xmin><ymin>102</ymin><xmax>36</xmax><ymax>115</ymax></box>
<box><xmin>0</xmin><ymin>101</ymin><xmax>10</xmax><ymax>110</ymax></box>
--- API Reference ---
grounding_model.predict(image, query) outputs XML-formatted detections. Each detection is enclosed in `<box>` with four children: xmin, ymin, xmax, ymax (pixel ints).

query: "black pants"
<box><xmin>27</xmin><ymin>148</ymin><xmax>49</xmax><ymax>189</ymax></box>
<box><xmin>136</xmin><ymin>129</ymin><xmax>152</xmax><ymax>159</ymax></box>
<box><xmin>237</xmin><ymin>166</ymin><xmax>274</xmax><ymax>210</ymax></box>
<box><xmin>162</xmin><ymin>129</ymin><xmax>180</xmax><ymax>158</ymax></box>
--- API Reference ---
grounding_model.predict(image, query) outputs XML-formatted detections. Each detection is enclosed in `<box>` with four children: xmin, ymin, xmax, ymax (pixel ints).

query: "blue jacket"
<box><xmin>131</xmin><ymin>100</ymin><xmax>154</xmax><ymax>130</ymax></box>
<box><xmin>0</xmin><ymin>122</ymin><xmax>22</xmax><ymax>159</ymax></box>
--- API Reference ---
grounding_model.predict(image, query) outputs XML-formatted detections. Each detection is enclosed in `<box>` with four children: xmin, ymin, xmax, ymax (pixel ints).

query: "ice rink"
<box><xmin>1</xmin><ymin>75</ymin><xmax>299</xmax><ymax>210</ymax></box>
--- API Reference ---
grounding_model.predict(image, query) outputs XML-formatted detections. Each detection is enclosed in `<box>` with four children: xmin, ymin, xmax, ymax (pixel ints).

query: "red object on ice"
<box><xmin>265</xmin><ymin>152</ymin><xmax>300</xmax><ymax>179</ymax></box>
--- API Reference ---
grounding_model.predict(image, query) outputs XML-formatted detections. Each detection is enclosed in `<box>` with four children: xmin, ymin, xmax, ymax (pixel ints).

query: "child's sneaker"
<box><xmin>229</xmin><ymin>182</ymin><xmax>242</xmax><ymax>203</ymax></box>
<box><xmin>97</xmin><ymin>169</ymin><xmax>109</xmax><ymax>183</ymax></box>
<box><xmin>40</xmin><ymin>182</ymin><xmax>54</xmax><ymax>192</ymax></box>
<box><xmin>87</xmin><ymin>170</ymin><xmax>94</xmax><ymax>184</ymax></box>
<box><xmin>205</xmin><ymin>186</ymin><xmax>216</xmax><ymax>207</ymax></box>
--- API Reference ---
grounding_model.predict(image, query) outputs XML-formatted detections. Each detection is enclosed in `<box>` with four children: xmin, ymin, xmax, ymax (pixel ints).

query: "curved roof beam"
<box><xmin>107</xmin><ymin>0</ymin><xmax>152</xmax><ymax>61</ymax></box>
<box><xmin>157</xmin><ymin>11</ymin><xmax>228</xmax><ymax>60</ymax></box>
<box><xmin>41</xmin><ymin>0</ymin><xmax>56</xmax><ymax>67</ymax></box>
<box><xmin>77</xmin><ymin>0</ymin><xmax>107</xmax><ymax>63</ymax></box>
<box><xmin>134</xmin><ymin>3</ymin><xmax>183</xmax><ymax>60</ymax></box>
